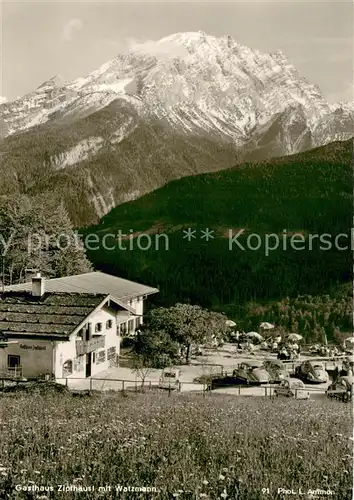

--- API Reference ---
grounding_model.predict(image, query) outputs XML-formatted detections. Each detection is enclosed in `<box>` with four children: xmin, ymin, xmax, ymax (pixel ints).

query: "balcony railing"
<box><xmin>0</xmin><ymin>365</ymin><xmax>23</xmax><ymax>379</ymax></box>
<box><xmin>76</xmin><ymin>337</ymin><xmax>105</xmax><ymax>356</ymax></box>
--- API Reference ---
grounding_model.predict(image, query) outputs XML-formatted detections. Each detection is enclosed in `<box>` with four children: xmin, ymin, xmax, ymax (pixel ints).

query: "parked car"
<box><xmin>233</xmin><ymin>360</ymin><xmax>270</xmax><ymax>384</ymax></box>
<box><xmin>263</xmin><ymin>359</ymin><xmax>289</xmax><ymax>383</ymax></box>
<box><xmin>158</xmin><ymin>368</ymin><xmax>180</xmax><ymax>390</ymax></box>
<box><xmin>326</xmin><ymin>376</ymin><xmax>353</xmax><ymax>403</ymax></box>
<box><xmin>295</xmin><ymin>360</ymin><xmax>329</xmax><ymax>384</ymax></box>
<box><xmin>274</xmin><ymin>378</ymin><xmax>310</xmax><ymax>400</ymax></box>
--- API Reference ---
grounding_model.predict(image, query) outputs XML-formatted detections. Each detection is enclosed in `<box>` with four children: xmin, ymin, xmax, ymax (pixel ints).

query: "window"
<box><xmin>96</xmin><ymin>350</ymin><xmax>106</xmax><ymax>364</ymax></box>
<box><xmin>8</xmin><ymin>355</ymin><xmax>20</xmax><ymax>368</ymax></box>
<box><xmin>95</xmin><ymin>323</ymin><xmax>102</xmax><ymax>333</ymax></box>
<box><xmin>128</xmin><ymin>319</ymin><xmax>135</xmax><ymax>333</ymax></box>
<box><xmin>291</xmin><ymin>381</ymin><xmax>304</xmax><ymax>389</ymax></box>
<box><xmin>92</xmin><ymin>352</ymin><xmax>96</xmax><ymax>364</ymax></box>
<box><xmin>107</xmin><ymin>346</ymin><xmax>116</xmax><ymax>360</ymax></box>
<box><xmin>62</xmin><ymin>360</ymin><xmax>73</xmax><ymax>377</ymax></box>
<box><xmin>106</xmin><ymin>319</ymin><xmax>113</xmax><ymax>330</ymax></box>
<box><xmin>120</xmin><ymin>323</ymin><xmax>127</xmax><ymax>336</ymax></box>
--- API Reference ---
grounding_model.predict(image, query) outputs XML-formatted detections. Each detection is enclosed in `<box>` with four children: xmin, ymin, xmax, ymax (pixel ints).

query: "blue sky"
<box><xmin>1</xmin><ymin>0</ymin><xmax>353</xmax><ymax>102</ymax></box>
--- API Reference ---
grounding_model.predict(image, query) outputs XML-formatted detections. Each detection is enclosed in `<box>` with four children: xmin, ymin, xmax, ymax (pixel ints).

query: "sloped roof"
<box><xmin>0</xmin><ymin>292</ymin><xmax>107</xmax><ymax>340</ymax></box>
<box><xmin>5</xmin><ymin>271</ymin><xmax>158</xmax><ymax>302</ymax></box>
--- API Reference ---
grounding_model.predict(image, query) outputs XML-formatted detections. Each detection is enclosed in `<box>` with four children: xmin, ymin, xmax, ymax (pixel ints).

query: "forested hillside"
<box><xmin>83</xmin><ymin>139</ymin><xmax>352</xmax><ymax>342</ymax></box>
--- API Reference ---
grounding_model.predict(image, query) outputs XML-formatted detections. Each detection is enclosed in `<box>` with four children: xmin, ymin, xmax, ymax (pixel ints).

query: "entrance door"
<box><xmin>8</xmin><ymin>355</ymin><xmax>20</xmax><ymax>368</ymax></box>
<box><xmin>85</xmin><ymin>353</ymin><xmax>92</xmax><ymax>377</ymax></box>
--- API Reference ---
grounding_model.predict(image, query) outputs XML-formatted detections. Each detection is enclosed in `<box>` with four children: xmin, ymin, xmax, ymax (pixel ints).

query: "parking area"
<box><xmin>62</xmin><ymin>344</ymin><xmax>338</xmax><ymax>397</ymax></box>
<box><xmin>212</xmin><ymin>381</ymin><xmax>330</xmax><ymax>398</ymax></box>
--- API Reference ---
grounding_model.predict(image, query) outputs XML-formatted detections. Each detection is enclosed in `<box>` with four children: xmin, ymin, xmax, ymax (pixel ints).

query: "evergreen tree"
<box><xmin>0</xmin><ymin>195</ymin><xmax>92</xmax><ymax>285</ymax></box>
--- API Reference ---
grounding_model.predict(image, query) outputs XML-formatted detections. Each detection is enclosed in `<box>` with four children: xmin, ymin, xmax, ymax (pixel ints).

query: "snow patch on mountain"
<box><xmin>69</xmin><ymin>76</ymin><xmax>134</xmax><ymax>94</ymax></box>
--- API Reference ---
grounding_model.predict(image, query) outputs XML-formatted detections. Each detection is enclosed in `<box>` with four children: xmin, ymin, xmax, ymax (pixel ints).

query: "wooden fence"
<box><xmin>0</xmin><ymin>376</ymin><xmax>349</xmax><ymax>402</ymax></box>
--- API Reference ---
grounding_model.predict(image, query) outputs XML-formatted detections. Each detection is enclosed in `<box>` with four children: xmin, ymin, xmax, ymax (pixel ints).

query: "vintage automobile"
<box><xmin>274</xmin><ymin>378</ymin><xmax>310</xmax><ymax>400</ymax></box>
<box><xmin>263</xmin><ymin>359</ymin><xmax>289</xmax><ymax>383</ymax></box>
<box><xmin>158</xmin><ymin>368</ymin><xmax>181</xmax><ymax>390</ymax></box>
<box><xmin>294</xmin><ymin>360</ymin><xmax>329</xmax><ymax>384</ymax></box>
<box><xmin>326</xmin><ymin>376</ymin><xmax>353</xmax><ymax>403</ymax></box>
<box><xmin>232</xmin><ymin>360</ymin><xmax>270</xmax><ymax>384</ymax></box>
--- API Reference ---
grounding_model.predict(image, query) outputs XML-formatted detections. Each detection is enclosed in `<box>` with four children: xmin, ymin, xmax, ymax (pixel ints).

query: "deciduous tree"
<box><xmin>137</xmin><ymin>303</ymin><xmax>229</xmax><ymax>364</ymax></box>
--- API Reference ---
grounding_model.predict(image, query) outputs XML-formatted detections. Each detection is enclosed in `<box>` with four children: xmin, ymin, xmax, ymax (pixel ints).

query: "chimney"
<box><xmin>25</xmin><ymin>268</ymin><xmax>40</xmax><ymax>283</ymax></box>
<box><xmin>32</xmin><ymin>272</ymin><xmax>45</xmax><ymax>297</ymax></box>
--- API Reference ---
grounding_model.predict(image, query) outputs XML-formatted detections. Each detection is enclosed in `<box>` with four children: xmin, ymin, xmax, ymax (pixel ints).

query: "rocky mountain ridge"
<box><xmin>0</xmin><ymin>31</ymin><xmax>352</xmax><ymax>226</ymax></box>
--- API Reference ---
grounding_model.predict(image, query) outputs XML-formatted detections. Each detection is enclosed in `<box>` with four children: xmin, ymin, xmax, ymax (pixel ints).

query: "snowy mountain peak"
<box><xmin>159</xmin><ymin>31</ymin><xmax>210</xmax><ymax>45</ymax></box>
<box><xmin>0</xmin><ymin>30</ymin><xmax>352</xmax><ymax>151</ymax></box>
<box><xmin>0</xmin><ymin>30</ymin><xmax>352</xmax><ymax>224</ymax></box>
<box><xmin>158</xmin><ymin>31</ymin><xmax>247</xmax><ymax>57</ymax></box>
<box><xmin>37</xmin><ymin>74</ymin><xmax>65</xmax><ymax>90</ymax></box>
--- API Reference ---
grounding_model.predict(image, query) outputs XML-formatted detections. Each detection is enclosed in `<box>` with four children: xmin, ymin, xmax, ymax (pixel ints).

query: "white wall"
<box><xmin>119</xmin><ymin>296</ymin><xmax>144</xmax><ymax>335</ymax></box>
<box><xmin>0</xmin><ymin>340</ymin><xmax>54</xmax><ymax>378</ymax></box>
<box><xmin>54</xmin><ymin>339</ymin><xmax>85</xmax><ymax>379</ymax></box>
<box><xmin>90</xmin><ymin>306</ymin><xmax>119</xmax><ymax>377</ymax></box>
<box><xmin>54</xmin><ymin>304</ymin><xmax>121</xmax><ymax>379</ymax></box>
<box><xmin>128</xmin><ymin>297</ymin><xmax>144</xmax><ymax>316</ymax></box>
<box><xmin>0</xmin><ymin>295</ymin><xmax>150</xmax><ymax>380</ymax></box>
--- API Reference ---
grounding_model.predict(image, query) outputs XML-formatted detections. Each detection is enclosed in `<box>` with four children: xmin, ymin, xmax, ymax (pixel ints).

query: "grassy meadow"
<box><xmin>0</xmin><ymin>392</ymin><xmax>352</xmax><ymax>499</ymax></box>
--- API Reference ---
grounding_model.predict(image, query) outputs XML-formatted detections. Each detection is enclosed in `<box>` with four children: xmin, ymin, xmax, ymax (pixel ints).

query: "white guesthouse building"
<box><xmin>0</xmin><ymin>272</ymin><xmax>158</xmax><ymax>379</ymax></box>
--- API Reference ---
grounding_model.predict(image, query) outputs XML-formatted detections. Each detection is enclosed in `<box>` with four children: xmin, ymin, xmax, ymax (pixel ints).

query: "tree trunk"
<box><xmin>185</xmin><ymin>344</ymin><xmax>191</xmax><ymax>364</ymax></box>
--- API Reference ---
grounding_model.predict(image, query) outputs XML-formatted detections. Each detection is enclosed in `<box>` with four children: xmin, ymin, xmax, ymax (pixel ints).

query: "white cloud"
<box><xmin>126</xmin><ymin>37</ymin><xmax>188</xmax><ymax>60</ymax></box>
<box><xmin>62</xmin><ymin>18</ymin><xmax>83</xmax><ymax>42</ymax></box>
